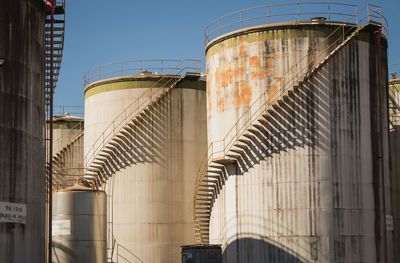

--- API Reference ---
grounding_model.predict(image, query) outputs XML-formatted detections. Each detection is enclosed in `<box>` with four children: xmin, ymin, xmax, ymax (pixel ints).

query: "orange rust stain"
<box><xmin>239</xmin><ymin>45</ymin><xmax>248</xmax><ymax>57</ymax></box>
<box><xmin>249</xmin><ymin>56</ymin><xmax>261</xmax><ymax>68</ymax></box>
<box><xmin>207</xmin><ymin>78</ymin><xmax>212</xmax><ymax>115</ymax></box>
<box><xmin>234</xmin><ymin>67</ymin><xmax>245</xmax><ymax>77</ymax></box>
<box><xmin>233</xmin><ymin>81</ymin><xmax>252</xmax><ymax>108</ymax></box>
<box><xmin>251</xmin><ymin>70</ymin><xmax>266</xmax><ymax>80</ymax></box>
<box><xmin>216</xmin><ymin>87</ymin><xmax>225</xmax><ymax>112</ymax></box>
<box><xmin>220</xmin><ymin>69</ymin><xmax>232</xmax><ymax>87</ymax></box>
<box><xmin>267</xmin><ymin>84</ymin><xmax>278</xmax><ymax>105</ymax></box>
<box><xmin>215</xmin><ymin>66</ymin><xmax>244</xmax><ymax>88</ymax></box>
<box><xmin>265</xmin><ymin>57</ymin><xmax>275</xmax><ymax>76</ymax></box>
<box><xmin>213</xmin><ymin>63</ymin><xmax>246</xmax><ymax>112</ymax></box>
<box><xmin>215</xmin><ymin>68</ymin><xmax>220</xmax><ymax>86</ymax></box>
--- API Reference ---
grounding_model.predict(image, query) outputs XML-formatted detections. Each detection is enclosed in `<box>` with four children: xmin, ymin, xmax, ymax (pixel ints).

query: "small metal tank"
<box><xmin>52</xmin><ymin>185</ymin><xmax>107</xmax><ymax>263</ymax></box>
<box><xmin>182</xmin><ymin>245</ymin><xmax>222</xmax><ymax>263</ymax></box>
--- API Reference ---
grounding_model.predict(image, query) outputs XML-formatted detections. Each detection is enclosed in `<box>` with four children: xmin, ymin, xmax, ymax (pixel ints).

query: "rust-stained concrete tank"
<box><xmin>0</xmin><ymin>0</ymin><xmax>45</xmax><ymax>262</ymax></box>
<box><xmin>83</xmin><ymin>61</ymin><xmax>207</xmax><ymax>262</ymax></box>
<box><xmin>204</xmin><ymin>3</ymin><xmax>392</xmax><ymax>263</ymax></box>
<box><xmin>389</xmin><ymin>77</ymin><xmax>400</xmax><ymax>261</ymax></box>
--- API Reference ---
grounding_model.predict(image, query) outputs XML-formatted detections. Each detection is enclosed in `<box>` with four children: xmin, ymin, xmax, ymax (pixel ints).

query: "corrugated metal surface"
<box><xmin>52</xmin><ymin>187</ymin><xmax>107</xmax><ymax>263</ymax></box>
<box><xmin>0</xmin><ymin>0</ymin><xmax>45</xmax><ymax>262</ymax></box>
<box><xmin>84</xmin><ymin>75</ymin><xmax>207</xmax><ymax>262</ymax></box>
<box><xmin>206</xmin><ymin>23</ymin><xmax>391</xmax><ymax>262</ymax></box>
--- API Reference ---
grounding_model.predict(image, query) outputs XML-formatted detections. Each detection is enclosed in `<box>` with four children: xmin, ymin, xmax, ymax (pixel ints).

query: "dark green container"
<box><xmin>182</xmin><ymin>245</ymin><xmax>222</xmax><ymax>263</ymax></box>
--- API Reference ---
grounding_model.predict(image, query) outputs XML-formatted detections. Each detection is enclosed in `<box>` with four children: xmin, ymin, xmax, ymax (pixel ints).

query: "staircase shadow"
<box><xmin>94</xmin><ymin>91</ymin><xmax>171</xmax><ymax>182</ymax></box>
<box><xmin>232</xmin><ymin>66</ymin><xmax>331</xmax><ymax>176</ymax></box>
<box><xmin>223</xmin><ymin>237</ymin><xmax>305</xmax><ymax>263</ymax></box>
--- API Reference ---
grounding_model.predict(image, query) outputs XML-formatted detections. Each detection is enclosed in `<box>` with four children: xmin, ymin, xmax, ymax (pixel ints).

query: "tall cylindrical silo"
<box><xmin>389</xmin><ymin>77</ymin><xmax>400</xmax><ymax>260</ymax></box>
<box><xmin>203</xmin><ymin>4</ymin><xmax>392</xmax><ymax>262</ymax></box>
<box><xmin>84</xmin><ymin>64</ymin><xmax>207</xmax><ymax>262</ymax></box>
<box><xmin>52</xmin><ymin>185</ymin><xmax>107</xmax><ymax>263</ymax></box>
<box><xmin>0</xmin><ymin>1</ymin><xmax>46</xmax><ymax>262</ymax></box>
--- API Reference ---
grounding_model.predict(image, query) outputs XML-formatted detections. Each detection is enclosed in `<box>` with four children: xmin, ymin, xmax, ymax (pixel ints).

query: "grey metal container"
<box><xmin>0</xmin><ymin>0</ymin><xmax>45</xmax><ymax>262</ymax></box>
<box><xmin>52</xmin><ymin>185</ymin><xmax>107</xmax><ymax>263</ymax></box>
<box><xmin>182</xmin><ymin>245</ymin><xmax>222</xmax><ymax>263</ymax></box>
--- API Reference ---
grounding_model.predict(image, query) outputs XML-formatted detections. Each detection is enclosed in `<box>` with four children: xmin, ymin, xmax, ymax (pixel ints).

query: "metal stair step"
<box><xmin>242</xmin><ymin>133</ymin><xmax>255</xmax><ymax>140</ymax></box>
<box><xmin>238</xmin><ymin>138</ymin><xmax>251</xmax><ymax>145</ymax></box>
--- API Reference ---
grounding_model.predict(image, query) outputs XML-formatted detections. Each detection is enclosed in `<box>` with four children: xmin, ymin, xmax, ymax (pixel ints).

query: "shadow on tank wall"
<box><xmin>223</xmin><ymin>238</ymin><xmax>305</xmax><ymax>263</ymax></box>
<box><xmin>52</xmin><ymin>242</ymin><xmax>78</xmax><ymax>262</ymax></box>
<box><xmin>88</xmin><ymin>88</ymin><xmax>171</xmax><ymax>180</ymax></box>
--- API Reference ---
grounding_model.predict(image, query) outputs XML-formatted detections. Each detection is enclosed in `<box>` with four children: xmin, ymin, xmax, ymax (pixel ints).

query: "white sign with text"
<box><xmin>52</xmin><ymin>220</ymin><xmax>71</xmax><ymax>236</ymax></box>
<box><xmin>0</xmin><ymin>202</ymin><xmax>27</xmax><ymax>224</ymax></box>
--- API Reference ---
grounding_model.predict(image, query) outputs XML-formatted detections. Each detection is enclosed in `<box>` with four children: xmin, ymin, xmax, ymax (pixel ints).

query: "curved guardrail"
<box><xmin>205</xmin><ymin>2</ymin><xmax>387</xmax><ymax>44</ymax></box>
<box><xmin>84</xmin><ymin>59</ymin><xmax>202</xmax><ymax>87</ymax></box>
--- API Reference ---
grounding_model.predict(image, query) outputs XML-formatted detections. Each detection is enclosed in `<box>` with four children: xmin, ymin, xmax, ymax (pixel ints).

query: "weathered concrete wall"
<box><xmin>51</xmin><ymin>116</ymin><xmax>83</xmax><ymax>153</ymax></box>
<box><xmin>0</xmin><ymin>0</ymin><xmax>45</xmax><ymax>262</ymax></box>
<box><xmin>206</xmin><ymin>24</ymin><xmax>391</xmax><ymax>262</ymax></box>
<box><xmin>58</xmin><ymin>134</ymin><xmax>84</xmax><ymax>188</ymax></box>
<box><xmin>84</xmin><ymin>76</ymin><xmax>207</xmax><ymax>262</ymax></box>
<box><xmin>50</xmin><ymin>117</ymin><xmax>85</xmax><ymax>189</ymax></box>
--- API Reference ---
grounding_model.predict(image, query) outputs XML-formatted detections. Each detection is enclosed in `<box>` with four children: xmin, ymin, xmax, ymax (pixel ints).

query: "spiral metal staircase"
<box><xmin>193</xmin><ymin>5</ymin><xmax>387</xmax><ymax>243</ymax></box>
<box><xmin>82</xmin><ymin>60</ymin><xmax>201</xmax><ymax>189</ymax></box>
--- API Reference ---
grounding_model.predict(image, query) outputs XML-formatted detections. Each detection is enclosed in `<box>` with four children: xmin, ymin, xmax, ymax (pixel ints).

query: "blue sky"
<box><xmin>54</xmin><ymin>0</ymin><xmax>400</xmax><ymax>114</ymax></box>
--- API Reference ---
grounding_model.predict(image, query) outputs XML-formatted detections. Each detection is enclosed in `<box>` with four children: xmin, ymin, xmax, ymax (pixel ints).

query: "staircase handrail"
<box><xmin>205</xmin><ymin>2</ymin><xmax>387</xmax><ymax>44</ymax></box>
<box><xmin>194</xmin><ymin>4</ymin><xmax>384</xmax><ymax>241</ymax></box>
<box><xmin>116</xmin><ymin>242</ymin><xmax>144</xmax><ymax>263</ymax></box>
<box><xmin>83</xmin><ymin>59</ymin><xmax>192</xmax><ymax>86</ymax></box>
<box><xmin>217</xmin><ymin>4</ymin><xmax>385</xmax><ymax>158</ymax></box>
<box><xmin>84</xmin><ymin>59</ymin><xmax>201</xmax><ymax>170</ymax></box>
<box><xmin>52</xmin><ymin>119</ymin><xmax>84</xmax><ymax>154</ymax></box>
<box><xmin>389</xmin><ymin>93</ymin><xmax>400</xmax><ymax>112</ymax></box>
<box><xmin>45</xmin><ymin>0</ymin><xmax>66</xmax><ymax>89</ymax></box>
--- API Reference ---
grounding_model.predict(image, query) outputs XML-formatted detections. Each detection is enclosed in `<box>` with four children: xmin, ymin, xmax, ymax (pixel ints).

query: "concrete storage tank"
<box><xmin>389</xmin><ymin>76</ymin><xmax>400</xmax><ymax>261</ymax></box>
<box><xmin>52</xmin><ymin>185</ymin><xmax>107</xmax><ymax>263</ymax></box>
<box><xmin>195</xmin><ymin>3</ymin><xmax>393</xmax><ymax>262</ymax></box>
<box><xmin>0</xmin><ymin>1</ymin><xmax>46</xmax><ymax>262</ymax></box>
<box><xmin>52</xmin><ymin>115</ymin><xmax>84</xmax><ymax>154</ymax></box>
<box><xmin>83</xmin><ymin>60</ymin><xmax>207</xmax><ymax>262</ymax></box>
<box><xmin>49</xmin><ymin>115</ymin><xmax>85</xmax><ymax>189</ymax></box>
